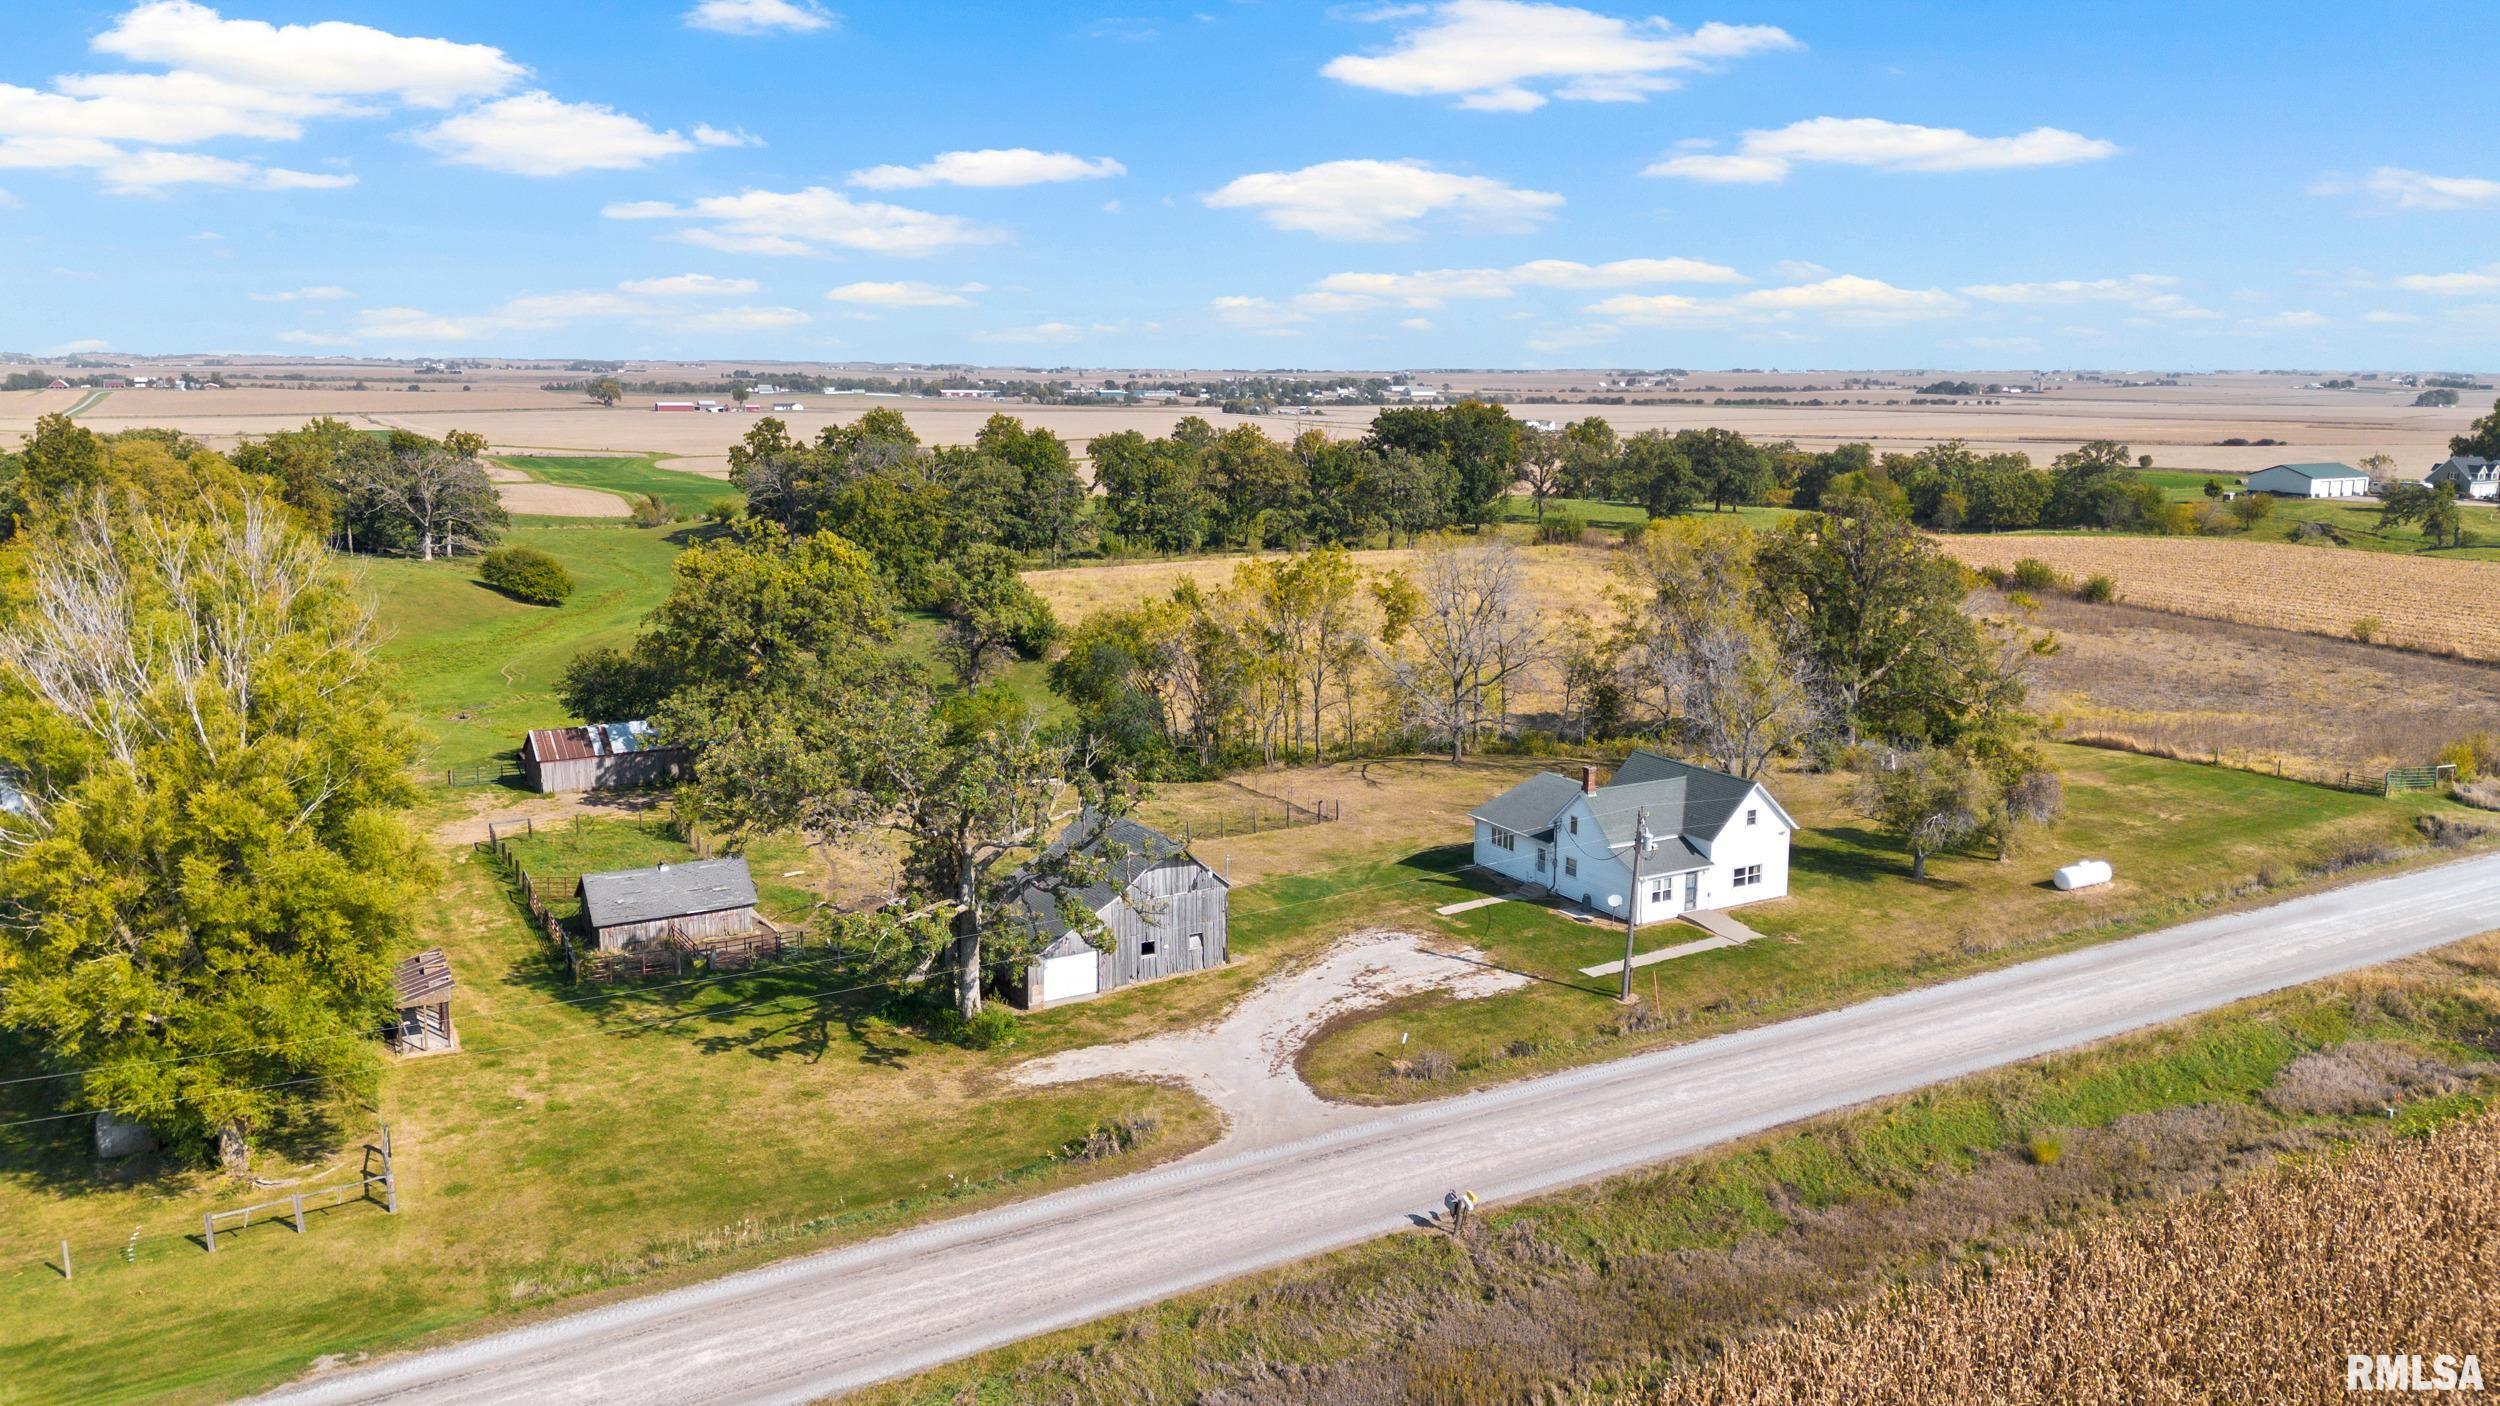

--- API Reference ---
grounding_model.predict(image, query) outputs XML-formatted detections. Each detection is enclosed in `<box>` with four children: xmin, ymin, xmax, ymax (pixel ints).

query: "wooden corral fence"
<box><xmin>203</xmin><ymin>1127</ymin><xmax>397</xmax><ymax>1253</ymax></box>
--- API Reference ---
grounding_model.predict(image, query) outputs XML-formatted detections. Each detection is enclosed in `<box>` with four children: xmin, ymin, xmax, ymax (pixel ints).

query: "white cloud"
<box><xmin>972</xmin><ymin>321</ymin><xmax>1117</xmax><ymax>343</ymax></box>
<box><xmin>415</xmin><ymin>92</ymin><xmax>700</xmax><ymax>176</ymax></box>
<box><xmin>850</xmin><ymin>148</ymin><xmax>1125</xmax><ymax>190</ymax></box>
<box><xmin>826</xmin><ymin>280</ymin><xmax>986</xmax><ymax>307</ymax></box>
<box><xmin>1585</xmin><ymin>292</ymin><xmax>1709</xmax><ymax>324</ymax></box>
<box><xmin>1958</xmin><ymin>273</ymin><xmax>2218</xmax><ymax>320</ymax></box>
<box><xmin>93</xmin><ymin>1</ymin><xmax>524</xmax><ymax>106</ymax></box>
<box><xmin>618</xmin><ymin>273</ymin><xmax>761</xmax><ymax>296</ymax></box>
<box><xmin>1588</xmin><ymin>273</ymin><xmax>1961</xmax><ymax>326</ymax></box>
<box><xmin>684</xmin><ymin>0</ymin><xmax>837</xmax><ymax>35</ymax></box>
<box><xmin>1205</xmin><ymin>158</ymin><xmax>1560</xmax><ymax>240</ymax></box>
<box><xmin>1648</xmin><ymin>117</ymin><xmax>2118</xmax><ymax>184</ymax></box>
<box><xmin>45</xmin><ymin>338</ymin><xmax>112</xmax><ymax>355</ymax></box>
<box><xmin>1282</xmin><ymin>256</ymin><xmax>1743</xmax><ymax>314</ymax></box>
<box><xmin>692</xmin><ymin>123</ymin><xmax>762</xmax><ymax>148</ymax></box>
<box><xmin>1210</xmin><ymin>295</ymin><xmax>1310</xmax><ymax>332</ymax></box>
<box><xmin>2313</xmin><ymin>166</ymin><xmax>2500</xmax><ymax>213</ymax></box>
<box><xmin>2258</xmin><ymin>310</ymin><xmax>2328</xmax><ymax>328</ymax></box>
<box><xmin>1322</xmin><ymin>0</ymin><xmax>1795</xmax><ymax>112</ymax></box>
<box><xmin>1510</xmin><ymin>256</ymin><xmax>1746</xmax><ymax>288</ymax></box>
<box><xmin>607</xmin><ymin>186</ymin><xmax>1003</xmax><ymax>258</ymax></box>
<box><xmin>673</xmin><ymin>305</ymin><xmax>811</xmax><ymax>331</ymax></box>
<box><xmin>1399</xmin><ymin>317</ymin><xmax>1433</xmax><ymax>330</ymax></box>
<box><xmin>251</xmin><ymin>285</ymin><xmax>352</xmax><ymax>302</ymax></box>
<box><xmin>0</xmin><ymin>139</ymin><xmax>356</xmax><ymax>194</ymax></box>
<box><xmin>2394</xmin><ymin>263</ymin><xmax>2500</xmax><ymax>295</ymax></box>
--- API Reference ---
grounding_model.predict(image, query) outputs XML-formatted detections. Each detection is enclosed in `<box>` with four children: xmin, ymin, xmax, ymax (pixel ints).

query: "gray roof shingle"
<box><xmin>1476</xmin><ymin>750</ymin><xmax>1768</xmax><ymax>855</ymax></box>
<box><xmin>1469</xmin><ymin>771</ymin><xmax>1585</xmax><ymax>837</ymax></box>
<box><xmin>579</xmin><ymin>857</ymin><xmax>758</xmax><ymax>930</ymax></box>
<box><xmin>1005</xmin><ymin>812</ymin><xmax>1219</xmax><ymax>940</ymax></box>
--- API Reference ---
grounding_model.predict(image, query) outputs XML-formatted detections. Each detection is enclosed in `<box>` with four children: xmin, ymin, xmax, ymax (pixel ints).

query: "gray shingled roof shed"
<box><xmin>580</xmin><ymin>858</ymin><xmax>758</xmax><ymax>931</ymax></box>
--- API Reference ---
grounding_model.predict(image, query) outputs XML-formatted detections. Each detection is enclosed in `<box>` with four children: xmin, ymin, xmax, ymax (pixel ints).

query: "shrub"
<box><xmin>1536</xmin><ymin>511</ymin><xmax>1587</xmax><ymax>546</ymax></box>
<box><xmin>2023</xmin><ymin>1130</ymin><xmax>2065</xmax><ymax>1166</ymax></box>
<box><xmin>2437</xmin><ymin>739</ymin><xmax>2483</xmax><ymax>784</ymax></box>
<box><xmin>944</xmin><ymin>1002</ymin><xmax>1020</xmax><ymax>1051</ymax></box>
<box><xmin>2414</xmin><ymin>813</ymin><xmax>2486</xmax><ymax>848</ymax></box>
<box><xmin>1390</xmin><ymin>1050</ymin><xmax>1456</xmax><ymax>1082</ymax></box>
<box><xmin>2076</xmin><ymin>573</ymin><xmax>2117</xmax><ymax>604</ymax></box>
<box><xmin>478</xmin><ymin>545</ymin><xmax>574</xmax><ymax>605</ymax></box>
<box><xmin>704</xmin><ymin>497</ymin><xmax>741</xmax><ymax>525</ymax></box>
<box><xmin>2009</xmin><ymin>557</ymin><xmax>2063</xmax><ymax>592</ymax></box>
<box><xmin>2349</xmin><ymin>615</ymin><xmax>2382</xmax><ymax>644</ymax></box>
<box><xmin>629</xmin><ymin>493</ymin><xmax>669</xmax><ymax>528</ymax></box>
<box><xmin>1064</xmin><ymin>1113</ymin><xmax>1160</xmax><ymax>1163</ymax></box>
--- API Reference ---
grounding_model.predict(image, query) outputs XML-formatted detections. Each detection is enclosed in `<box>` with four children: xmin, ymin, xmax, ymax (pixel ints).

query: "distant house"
<box><xmin>1004</xmin><ymin>813</ymin><xmax>1230</xmax><ymax>1009</ymax></box>
<box><xmin>579</xmin><ymin>857</ymin><xmax>762</xmax><ymax>951</ymax></box>
<box><xmin>45</xmin><ymin>378</ymin><xmax>68</xmax><ymax>391</ymax></box>
<box><xmin>1471</xmin><ymin>751</ymin><xmax>1795</xmax><ymax>923</ymax></box>
<box><xmin>938</xmin><ymin>387</ymin><xmax>998</xmax><ymax>399</ymax></box>
<box><xmin>2427</xmin><ymin>455</ymin><xmax>2500</xmax><ymax>501</ymax></box>
<box><xmin>518</xmin><ymin>721</ymin><xmax>688</xmax><ymax>794</ymax></box>
<box><xmin>388</xmin><ymin>949</ymin><xmax>458</xmax><ymax>1056</ymax></box>
<box><xmin>2247</xmin><ymin>461</ymin><xmax>2371</xmax><ymax>498</ymax></box>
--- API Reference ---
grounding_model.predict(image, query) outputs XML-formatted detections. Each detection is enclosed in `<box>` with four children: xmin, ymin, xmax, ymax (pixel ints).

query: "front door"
<box><xmin>1684</xmin><ymin>871</ymin><xmax>1699</xmax><ymax>911</ymax></box>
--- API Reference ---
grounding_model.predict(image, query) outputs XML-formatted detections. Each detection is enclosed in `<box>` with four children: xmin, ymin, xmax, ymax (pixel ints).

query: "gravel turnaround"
<box><xmin>255</xmin><ymin>852</ymin><xmax>2500</xmax><ymax>1406</ymax></box>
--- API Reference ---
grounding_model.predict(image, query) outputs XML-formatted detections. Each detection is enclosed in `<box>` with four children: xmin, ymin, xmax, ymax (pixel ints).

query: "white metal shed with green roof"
<box><xmin>2247</xmin><ymin>461</ymin><xmax>2371</xmax><ymax>498</ymax></box>
<box><xmin>1470</xmin><ymin>751</ymin><xmax>1794</xmax><ymax>923</ymax></box>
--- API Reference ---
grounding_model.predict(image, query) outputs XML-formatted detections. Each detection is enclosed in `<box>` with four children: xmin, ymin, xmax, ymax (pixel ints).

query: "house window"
<box><xmin>1490</xmin><ymin>828</ymin><xmax>1516</xmax><ymax>852</ymax></box>
<box><xmin>1564</xmin><ymin>857</ymin><xmax>1578</xmax><ymax>877</ymax></box>
<box><xmin>1140</xmin><ymin>938</ymin><xmax>1160</xmax><ymax>957</ymax></box>
<box><xmin>1746</xmin><ymin>808</ymin><xmax>1758</xmax><ymax>826</ymax></box>
<box><xmin>1568</xmin><ymin>816</ymin><xmax>1579</xmax><ymax>835</ymax></box>
<box><xmin>1733</xmin><ymin>864</ymin><xmax>1763</xmax><ymax>887</ymax></box>
<box><xmin>1536</xmin><ymin>846</ymin><xmax>1550</xmax><ymax>870</ymax></box>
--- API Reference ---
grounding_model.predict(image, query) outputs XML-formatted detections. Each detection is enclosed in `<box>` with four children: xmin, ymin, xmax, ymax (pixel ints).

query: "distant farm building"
<box><xmin>388</xmin><ymin>949</ymin><xmax>458</xmax><ymax>1056</ymax></box>
<box><xmin>579</xmin><ymin>857</ymin><xmax>764</xmax><ymax>951</ymax></box>
<box><xmin>1005</xmin><ymin>814</ymin><xmax>1230</xmax><ymax>1009</ymax></box>
<box><xmin>938</xmin><ymin>387</ymin><xmax>998</xmax><ymax>399</ymax></box>
<box><xmin>771</xmin><ymin>401</ymin><xmax>806</xmax><ymax>411</ymax></box>
<box><xmin>2428</xmin><ymin>455</ymin><xmax>2499</xmax><ymax>500</ymax></box>
<box><xmin>518</xmin><ymin>721</ymin><xmax>687</xmax><ymax>794</ymax></box>
<box><xmin>2247</xmin><ymin>461</ymin><xmax>2371</xmax><ymax>498</ymax></box>
<box><xmin>1472</xmin><ymin>751</ymin><xmax>1794</xmax><ymax>922</ymax></box>
<box><xmin>653</xmin><ymin>400</ymin><xmax>698</xmax><ymax>412</ymax></box>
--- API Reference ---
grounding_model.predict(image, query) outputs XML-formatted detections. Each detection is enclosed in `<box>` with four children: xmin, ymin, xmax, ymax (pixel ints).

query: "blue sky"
<box><xmin>1</xmin><ymin>0</ymin><xmax>2494</xmax><ymax>368</ymax></box>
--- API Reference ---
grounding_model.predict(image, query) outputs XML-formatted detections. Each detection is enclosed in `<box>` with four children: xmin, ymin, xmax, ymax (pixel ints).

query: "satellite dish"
<box><xmin>1604</xmin><ymin>893</ymin><xmax>1623</xmax><ymax>908</ymax></box>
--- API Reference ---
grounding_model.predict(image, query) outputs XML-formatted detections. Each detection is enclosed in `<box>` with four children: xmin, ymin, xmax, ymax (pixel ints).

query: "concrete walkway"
<box><xmin>1578</xmin><ymin>908</ymin><xmax>1768</xmax><ymax>977</ymax></box>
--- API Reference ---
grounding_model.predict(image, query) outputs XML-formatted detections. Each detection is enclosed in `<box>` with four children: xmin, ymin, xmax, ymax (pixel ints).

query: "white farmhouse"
<box><xmin>2246</xmin><ymin>461</ymin><xmax>2371</xmax><ymax>498</ymax></box>
<box><xmin>1470</xmin><ymin>751</ymin><xmax>1794</xmax><ymax>923</ymax></box>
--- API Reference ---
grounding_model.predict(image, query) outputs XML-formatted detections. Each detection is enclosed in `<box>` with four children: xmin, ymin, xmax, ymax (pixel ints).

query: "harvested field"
<box><xmin>1644</xmin><ymin>1105</ymin><xmax>2500</xmax><ymax>1406</ymax></box>
<box><xmin>1027</xmin><ymin>543</ymin><xmax>1613</xmax><ymax>624</ymax></box>
<box><xmin>483</xmin><ymin>462</ymin><xmax>630</xmax><ymax>517</ymax></box>
<box><xmin>1985</xmin><ymin>590</ymin><xmax>2500</xmax><ymax>778</ymax></box>
<box><xmin>1943</xmin><ymin>534</ymin><xmax>2500</xmax><ymax>659</ymax></box>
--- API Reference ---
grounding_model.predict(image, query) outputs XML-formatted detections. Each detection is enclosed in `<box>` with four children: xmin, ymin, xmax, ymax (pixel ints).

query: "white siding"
<box><xmin>1689</xmin><ymin>786</ymin><xmax>1793</xmax><ymax>911</ymax></box>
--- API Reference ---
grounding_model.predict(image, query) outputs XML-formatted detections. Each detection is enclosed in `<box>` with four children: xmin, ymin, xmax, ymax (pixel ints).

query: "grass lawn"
<box><xmin>1497</xmin><ymin>495</ymin><xmax>1805</xmax><ymax>534</ymax></box>
<box><xmin>361</xmin><ymin>523</ymin><xmax>686</xmax><ymax>773</ymax></box>
<box><xmin>497</xmin><ymin>454</ymin><xmax>739</xmax><ymax>518</ymax></box>
<box><xmin>496</xmin><ymin>816</ymin><xmax>826</xmax><ymax>923</ymax></box>
<box><xmin>0</xmin><ymin>847</ymin><xmax>1217</xmax><ymax>1406</ymax></box>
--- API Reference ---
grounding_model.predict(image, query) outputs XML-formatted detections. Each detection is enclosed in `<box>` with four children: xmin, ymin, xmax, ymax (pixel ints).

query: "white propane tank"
<box><xmin>2053</xmin><ymin>859</ymin><xmax>2113</xmax><ymax>891</ymax></box>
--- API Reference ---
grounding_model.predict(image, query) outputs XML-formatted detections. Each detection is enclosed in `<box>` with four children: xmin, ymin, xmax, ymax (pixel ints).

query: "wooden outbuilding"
<box><xmin>390</xmin><ymin>949</ymin><xmax>458</xmax><ymax>1056</ymax></box>
<box><xmin>1006</xmin><ymin>813</ymin><xmax>1230</xmax><ymax>1009</ymax></box>
<box><xmin>518</xmin><ymin>720</ymin><xmax>688</xmax><ymax>794</ymax></box>
<box><xmin>578</xmin><ymin>857</ymin><xmax>763</xmax><ymax>951</ymax></box>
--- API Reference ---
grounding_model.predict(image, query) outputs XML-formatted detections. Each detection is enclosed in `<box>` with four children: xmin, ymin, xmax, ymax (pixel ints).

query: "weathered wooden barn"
<box><xmin>518</xmin><ymin>721</ymin><xmax>688</xmax><ymax>794</ymax></box>
<box><xmin>1005</xmin><ymin>814</ymin><xmax>1230</xmax><ymax>1009</ymax></box>
<box><xmin>388</xmin><ymin>949</ymin><xmax>458</xmax><ymax>1056</ymax></box>
<box><xmin>578</xmin><ymin>857</ymin><xmax>763</xmax><ymax>951</ymax></box>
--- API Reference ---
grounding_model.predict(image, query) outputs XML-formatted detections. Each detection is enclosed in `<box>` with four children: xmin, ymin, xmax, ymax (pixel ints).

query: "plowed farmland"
<box><xmin>1941</xmin><ymin>535</ymin><xmax>2500</xmax><ymax>659</ymax></box>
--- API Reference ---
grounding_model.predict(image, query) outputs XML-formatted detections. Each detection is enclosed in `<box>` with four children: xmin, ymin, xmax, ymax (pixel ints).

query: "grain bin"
<box><xmin>2053</xmin><ymin>859</ymin><xmax>2113</xmax><ymax>891</ymax></box>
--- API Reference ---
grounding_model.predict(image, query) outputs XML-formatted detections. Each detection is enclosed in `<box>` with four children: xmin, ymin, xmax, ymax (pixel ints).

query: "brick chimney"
<box><xmin>1581</xmin><ymin>764</ymin><xmax>1600</xmax><ymax>794</ymax></box>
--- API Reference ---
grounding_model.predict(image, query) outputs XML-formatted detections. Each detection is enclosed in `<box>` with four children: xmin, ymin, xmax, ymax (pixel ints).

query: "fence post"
<box><xmin>203</xmin><ymin>1213</ymin><xmax>216</xmax><ymax>1254</ymax></box>
<box><xmin>59</xmin><ymin>1240</ymin><xmax>69</xmax><ymax>1280</ymax></box>
<box><xmin>291</xmin><ymin>1194</ymin><xmax>306</xmax><ymax>1234</ymax></box>
<box><xmin>382</xmin><ymin>1125</ymin><xmax>398</xmax><ymax>1213</ymax></box>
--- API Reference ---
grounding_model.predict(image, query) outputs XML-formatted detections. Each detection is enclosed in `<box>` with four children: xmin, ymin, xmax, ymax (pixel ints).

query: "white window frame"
<box><xmin>1733</xmin><ymin>864</ymin><xmax>1763</xmax><ymax>887</ymax></box>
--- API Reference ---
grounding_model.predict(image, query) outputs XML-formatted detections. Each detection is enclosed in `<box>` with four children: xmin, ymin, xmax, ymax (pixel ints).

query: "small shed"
<box><xmin>390</xmin><ymin>949</ymin><xmax>458</xmax><ymax>1056</ymax></box>
<box><xmin>579</xmin><ymin>857</ymin><xmax>762</xmax><ymax>951</ymax></box>
<box><xmin>1004</xmin><ymin>814</ymin><xmax>1230</xmax><ymax>1009</ymax></box>
<box><xmin>519</xmin><ymin>720</ymin><xmax>688</xmax><ymax>794</ymax></box>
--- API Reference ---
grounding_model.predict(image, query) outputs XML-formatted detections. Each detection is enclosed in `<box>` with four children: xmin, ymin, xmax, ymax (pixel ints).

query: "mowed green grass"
<box><xmin>1497</xmin><ymin>495</ymin><xmax>1806</xmax><ymax>533</ymax></box>
<box><xmin>0</xmin><ymin>850</ymin><xmax>1216</xmax><ymax>1406</ymax></box>
<box><xmin>360</xmin><ymin>523</ymin><xmax>685</xmax><ymax>772</ymax></box>
<box><xmin>498</xmin><ymin>454</ymin><xmax>738</xmax><ymax>517</ymax></box>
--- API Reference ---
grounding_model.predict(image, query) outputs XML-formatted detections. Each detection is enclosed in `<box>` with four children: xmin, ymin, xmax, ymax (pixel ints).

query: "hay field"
<box><xmin>1026</xmin><ymin>542</ymin><xmax>1615</xmax><ymax>624</ymax></box>
<box><xmin>1942</xmin><ymin>534</ymin><xmax>2500</xmax><ymax>659</ymax></box>
<box><xmin>1646</xmin><ymin>1106</ymin><xmax>2500</xmax><ymax>1406</ymax></box>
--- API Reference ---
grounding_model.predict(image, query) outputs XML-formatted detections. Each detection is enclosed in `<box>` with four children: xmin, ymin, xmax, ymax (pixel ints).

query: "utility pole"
<box><xmin>1619</xmin><ymin>806</ymin><xmax>1650</xmax><ymax>1003</ymax></box>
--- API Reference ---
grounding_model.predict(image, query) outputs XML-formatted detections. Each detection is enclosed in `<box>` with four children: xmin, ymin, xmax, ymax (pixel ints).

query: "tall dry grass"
<box><xmin>1637</xmin><ymin>1108</ymin><xmax>2500</xmax><ymax>1406</ymax></box>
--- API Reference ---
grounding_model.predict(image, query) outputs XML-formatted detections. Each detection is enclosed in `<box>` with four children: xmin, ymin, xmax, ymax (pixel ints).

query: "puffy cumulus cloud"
<box><xmin>297</xmin><ymin>275</ymin><xmax>811</xmax><ymax>345</ymax></box>
<box><xmin>1587</xmin><ymin>273</ymin><xmax>1961</xmax><ymax>325</ymax></box>
<box><xmin>250</xmin><ymin>284</ymin><xmax>352</xmax><ymax>302</ymax></box>
<box><xmin>826</xmin><ymin>280</ymin><xmax>986</xmax><ymax>307</ymax></box>
<box><xmin>1648</xmin><ymin>117</ymin><xmax>2117</xmax><ymax>184</ymax></box>
<box><xmin>2394</xmin><ymin>262</ymin><xmax>2500</xmax><ymax>295</ymax></box>
<box><xmin>0</xmin><ymin>137</ymin><xmax>355</xmax><ymax>194</ymax></box>
<box><xmin>1205</xmin><ymin>158</ymin><xmax>1560</xmax><ymax>241</ymax></box>
<box><xmin>92</xmin><ymin>1</ymin><xmax>523</xmax><ymax>106</ymax></box>
<box><xmin>850</xmin><ymin>148</ymin><xmax>1124</xmax><ymax>190</ymax></box>
<box><xmin>416</xmin><ymin>93</ymin><xmax>701</xmax><ymax>176</ymax></box>
<box><xmin>1322</xmin><ymin>0</ymin><xmax>1794</xmax><ymax>112</ymax></box>
<box><xmin>692</xmin><ymin>124</ymin><xmax>762</xmax><ymax>148</ymax></box>
<box><xmin>1957</xmin><ymin>273</ymin><xmax>2218</xmax><ymax>320</ymax></box>
<box><xmin>605</xmin><ymin>186</ymin><xmax>1004</xmax><ymax>257</ymax></box>
<box><xmin>683</xmin><ymin>0</ymin><xmax>837</xmax><ymax>35</ymax></box>
<box><xmin>2312</xmin><ymin>167</ymin><xmax>2500</xmax><ymax>212</ymax></box>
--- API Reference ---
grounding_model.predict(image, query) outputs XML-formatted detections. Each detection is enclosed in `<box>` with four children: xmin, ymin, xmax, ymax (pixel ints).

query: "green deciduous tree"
<box><xmin>0</xmin><ymin>495</ymin><xmax>429</xmax><ymax>1169</ymax></box>
<box><xmin>1854</xmin><ymin>745</ymin><xmax>1992</xmax><ymax>880</ymax></box>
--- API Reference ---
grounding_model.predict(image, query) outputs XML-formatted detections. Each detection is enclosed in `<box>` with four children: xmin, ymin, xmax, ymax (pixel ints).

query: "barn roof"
<box><xmin>1004</xmin><ymin>812</ymin><xmax>1220</xmax><ymax>940</ymax></box>
<box><xmin>580</xmin><ymin>858</ymin><xmax>758</xmax><ymax>931</ymax></box>
<box><xmin>523</xmin><ymin>720</ymin><xmax>676</xmax><ymax>764</ymax></box>
<box><xmin>394</xmin><ymin>949</ymin><xmax>456</xmax><ymax>1006</ymax></box>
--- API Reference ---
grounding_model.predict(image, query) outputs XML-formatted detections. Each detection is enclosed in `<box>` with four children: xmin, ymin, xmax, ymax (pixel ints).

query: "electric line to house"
<box><xmin>0</xmin><ymin>853</ymin><xmax>1469</xmax><ymax>1099</ymax></box>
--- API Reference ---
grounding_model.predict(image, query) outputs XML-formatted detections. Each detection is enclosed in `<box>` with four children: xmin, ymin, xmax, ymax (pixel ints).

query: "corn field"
<box><xmin>1942</xmin><ymin>536</ymin><xmax>2500</xmax><ymax>660</ymax></box>
<box><xmin>1635</xmin><ymin>1109</ymin><xmax>2500</xmax><ymax>1406</ymax></box>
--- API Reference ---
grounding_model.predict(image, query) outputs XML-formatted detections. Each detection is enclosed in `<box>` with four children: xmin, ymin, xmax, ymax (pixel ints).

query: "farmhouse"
<box><xmin>1472</xmin><ymin>751</ymin><xmax>1794</xmax><ymax>923</ymax></box>
<box><xmin>2247</xmin><ymin>461</ymin><xmax>2371</xmax><ymax>498</ymax></box>
<box><xmin>578</xmin><ymin>857</ymin><xmax>763</xmax><ymax>951</ymax></box>
<box><xmin>2427</xmin><ymin>455</ymin><xmax>2499</xmax><ymax>500</ymax></box>
<box><xmin>518</xmin><ymin>721</ymin><xmax>687</xmax><ymax>793</ymax></box>
<box><xmin>1005</xmin><ymin>813</ymin><xmax>1230</xmax><ymax>1009</ymax></box>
